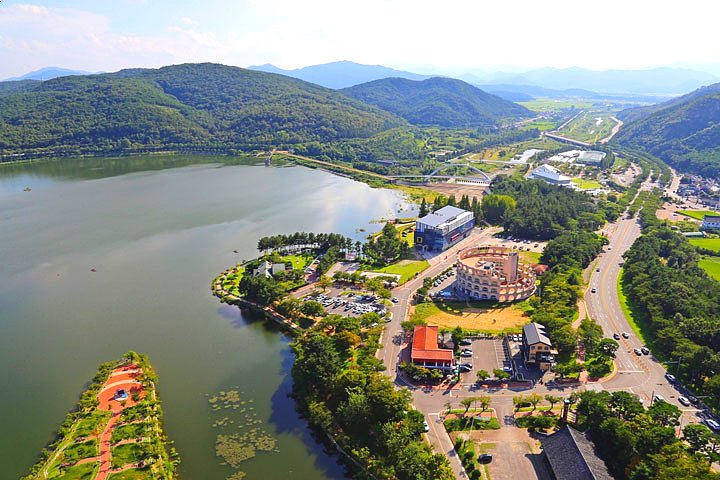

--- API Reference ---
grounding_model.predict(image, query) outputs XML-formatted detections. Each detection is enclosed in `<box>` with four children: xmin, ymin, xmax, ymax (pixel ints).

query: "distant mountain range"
<box><xmin>249</xmin><ymin>62</ymin><xmax>717</xmax><ymax>97</ymax></box>
<box><xmin>616</xmin><ymin>82</ymin><xmax>720</xmax><ymax>178</ymax></box>
<box><xmin>342</xmin><ymin>77</ymin><xmax>530</xmax><ymax>127</ymax></box>
<box><xmin>470</xmin><ymin>67</ymin><xmax>719</xmax><ymax>96</ymax></box>
<box><xmin>5</xmin><ymin>67</ymin><xmax>94</xmax><ymax>81</ymax></box>
<box><xmin>248</xmin><ymin>61</ymin><xmax>429</xmax><ymax>89</ymax></box>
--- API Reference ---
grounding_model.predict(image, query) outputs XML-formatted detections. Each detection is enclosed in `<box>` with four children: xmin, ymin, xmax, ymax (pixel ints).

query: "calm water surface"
<box><xmin>0</xmin><ymin>156</ymin><xmax>416</xmax><ymax>479</ymax></box>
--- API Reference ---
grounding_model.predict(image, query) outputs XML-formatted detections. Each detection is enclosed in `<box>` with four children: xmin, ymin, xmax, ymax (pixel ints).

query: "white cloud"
<box><xmin>1</xmin><ymin>0</ymin><xmax>719</xmax><ymax>78</ymax></box>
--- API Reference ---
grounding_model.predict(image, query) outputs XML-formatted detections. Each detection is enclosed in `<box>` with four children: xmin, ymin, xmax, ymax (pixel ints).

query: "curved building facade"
<box><xmin>456</xmin><ymin>246</ymin><xmax>536</xmax><ymax>302</ymax></box>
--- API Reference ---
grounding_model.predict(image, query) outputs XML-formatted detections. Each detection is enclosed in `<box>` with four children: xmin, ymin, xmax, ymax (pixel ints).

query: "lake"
<box><xmin>0</xmin><ymin>155</ymin><xmax>416</xmax><ymax>479</ymax></box>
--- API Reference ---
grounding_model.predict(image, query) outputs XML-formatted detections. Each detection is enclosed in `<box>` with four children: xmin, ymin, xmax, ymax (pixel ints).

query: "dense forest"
<box><xmin>342</xmin><ymin>77</ymin><xmax>530</xmax><ymax>128</ymax></box>
<box><xmin>615</xmin><ymin>82</ymin><xmax>720</xmax><ymax>179</ymax></box>
<box><xmin>621</xmin><ymin>198</ymin><xmax>720</xmax><ymax>398</ymax></box>
<box><xmin>0</xmin><ymin>63</ymin><xmax>405</xmax><ymax>156</ymax></box>
<box><xmin>489</xmin><ymin>176</ymin><xmax>621</xmax><ymax>240</ymax></box>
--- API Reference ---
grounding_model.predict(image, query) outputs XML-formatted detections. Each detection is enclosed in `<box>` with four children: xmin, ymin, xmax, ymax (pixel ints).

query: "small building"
<box><xmin>253</xmin><ymin>260</ymin><xmax>287</xmax><ymax>278</ymax></box>
<box><xmin>415</xmin><ymin>205</ymin><xmax>475</xmax><ymax>252</ymax></box>
<box><xmin>577</xmin><ymin>150</ymin><xmax>607</xmax><ymax>165</ymax></box>
<box><xmin>411</xmin><ymin>325</ymin><xmax>454</xmax><ymax>370</ymax></box>
<box><xmin>528</xmin><ymin>164</ymin><xmax>574</xmax><ymax>188</ymax></box>
<box><xmin>701</xmin><ymin>215</ymin><xmax>720</xmax><ymax>231</ymax></box>
<box><xmin>541</xmin><ymin>426</ymin><xmax>613</xmax><ymax>480</ymax></box>
<box><xmin>522</xmin><ymin>322</ymin><xmax>556</xmax><ymax>370</ymax></box>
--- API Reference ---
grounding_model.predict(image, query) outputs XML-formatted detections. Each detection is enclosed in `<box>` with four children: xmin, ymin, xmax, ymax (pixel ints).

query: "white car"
<box><xmin>423</xmin><ymin>420</ymin><xmax>430</xmax><ymax>432</ymax></box>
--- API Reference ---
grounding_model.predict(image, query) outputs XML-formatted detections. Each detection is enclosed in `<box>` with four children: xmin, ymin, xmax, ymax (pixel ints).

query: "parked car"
<box><xmin>391</xmin><ymin>297</ymin><xmax>399</xmax><ymax>303</ymax></box>
<box><xmin>478</xmin><ymin>454</ymin><xmax>493</xmax><ymax>464</ymax></box>
<box><xmin>653</xmin><ymin>394</ymin><xmax>665</xmax><ymax>403</ymax></box>
<box><xmin>459</xmin><ymin>339</ymin><xmax>472</xmax><ymax>346</ymax></box>
<box><xmin>665</xmin><ymin>373</ymin><xmax>677</xmax><ymax>383</ymax></box>
<box><xmin>705</xmin><ymin>419</ymin><xmax>720</xmax><ymax>432</ymax></box>
<box><xmin>678</xmin><ymin>396</ymin><xmax>691</xmax><ymax>407</ymax></box>
<box><xmin>460</xmin><ymin>350</ymin><xmax>473</xmax><ymax>357</ymax></box>
<box><xmin>458</xmin><ymin>364</ymin><xmax>472</xmax><ymax>373</ymax></box>
<box><xmin>423</xmin><ymin>420</ymin><xmax>430</xmax><ymax>432</ymax></box>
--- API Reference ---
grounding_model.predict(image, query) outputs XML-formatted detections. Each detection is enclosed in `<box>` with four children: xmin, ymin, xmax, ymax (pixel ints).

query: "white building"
<box><xmin>577</xmin><ymin>151</ymin><xmax>607</xmax><ymax>165</ymax></box>
<box><xmin>702</xmin><ymin>215</ymin><xmax>720</xmax><ymax>231</ymax></box>
<box><xmin>528</xmin><ymin>164</ymin><xmax>574</xmax><ymax>187</ymax></box>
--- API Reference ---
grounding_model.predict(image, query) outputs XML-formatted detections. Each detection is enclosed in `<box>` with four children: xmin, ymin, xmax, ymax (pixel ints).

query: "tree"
<box><xmin>317</xmin><ymin>275</ymin><xmax>332</xmax><ymax>292</ymax></box>
<box><xmin>493</xmin><ymin>368</ymin><xmax>510</xmax><ymax>380</ymax></box>
<box><xmin>609</xmin><ymin>391</ymin><xmax>644</xmax><ymax>420</ymax></box>
<box><xmin>478</xmin><ymin>396</ymin><xmax>491</xmax><ymax>415</ymax></box>
<box><xmin>365</xmin><ymin>277</ymin><xmax>383</xmax><ymax>293</ymax></box>
<box><xmin>544</xmin><ymin>394</ymin><xmax>561</xmax><ymax>411</ymax></box>
<box><xmin>578</xmin><ymin>318</ymin><xmax>604</xmax><ymax>353</ymax></box>
<box><xmin>598</xmin><ymin>338</ymin><xmax>619</xmax><ymax>357</ymax></box>
<box><xmin>460</xmin><ymin>397</ymin><xmax>475</xmax><ymax>416</ymax></box>
<box><xmin>419</xmin><ymin>198</ymin><xmax>429</xmax><ymax>217</ymax></box>
<box><xmin>527</xmin><ymin>393</ymin><xmax>542</xmax><ymax>411</ymax></box>
<box><xmin>647</xmin><ymin>399</ymin><xmax>681</xmax><ymax>427</ymax></box>
<box><xmin>481</xmin><ymin>194</ymin><xmax>516</xmax><ymax>224</ymax></box>
<box><xmin>300</xmin><ymin>300</ymin><xmax>326</xmax><ymax>318</ymax></box>
<box><xmin>512</xmin><ymin>395</ymin><xmax>526</xmax><ymax>413</ymax></box>
<box><xmin>476</xmin><ymin>370</ymin><xmax>490</xmax><ymax>382</ymax></box>
<box><xmin>683</xmin><ymin>424</ymin><xmax>718</xmax><ymax>457</ymax></box>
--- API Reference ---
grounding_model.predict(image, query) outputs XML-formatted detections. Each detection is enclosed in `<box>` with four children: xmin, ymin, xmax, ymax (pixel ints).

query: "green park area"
<box><xmin>521</xmin><ymin>119</ymin><xmax>557</xmax><ymax>131</ymax></box>
<box><xmin>678</xmin><ymin>210</ymin><xmax>720</xmax><ymax>221</ymax></box>
<box><xmin>555</xmin><ymin>110</ymin><xmax>617</xmax><ymax>143</ymax></box>
<box><xmin>698</xmin><ymin>256</ymin><xmax>720</xmax><ymax>281</ymax></box>
<box><xmin>365</xmin><ymin>259</ymin><xmax>429</xmax><ymax>284</ymax></box>
<box><xmin>689</xmin><ymin>237</ymin><xmax>720</xmax><ymax>252</ymax></box>
<box><xmin>520</xmin><ymin>250</ymin><xmax>542</xmax><ymax>264</ymax></box>
<box><xmin>572</xmin><ymin>178</ymin><xmax>603</xmax><ymax>190</ymax></box>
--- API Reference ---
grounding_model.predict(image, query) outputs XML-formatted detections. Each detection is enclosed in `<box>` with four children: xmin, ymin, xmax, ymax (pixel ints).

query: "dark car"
<box><xmin>458</xmin><ymin>364</ymin><xmax>472</xmax><ymax>373</ymax></box>
<box><xmin>478</xmin><ymin>454</ymin><xmax>493</xmax><ymax>464</ymax></box>
<box><xmin>459</xmin><ymin>339</ymin><xmax>472</xmax><ymax>346</ymax></box>
<box><xmin>613</xmin><ymin>333</ymin><xmax>621</xmax><ymax>340</ymax></box>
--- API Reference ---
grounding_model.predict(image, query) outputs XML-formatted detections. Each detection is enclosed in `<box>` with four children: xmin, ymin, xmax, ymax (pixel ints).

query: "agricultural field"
<box><xmin>554</xmin><ymin>110</ymin><xmax>619</xmax><ymax>143</ymax></box>
<box><xmin>679</xmin><ymin>210</ymin><xmax>720</xmax><ymax>221</ymax></box>
<box><xmin>518</xmin><ymin>98</ymin><xmax>594</xmax><ymax>112</ymax></box>
<box><xmin>699</xmin><ymin>256</ymin><xmax>720</xmax><ymax>281</ymax></box>
<box><xmin>520</xmin><ymin>119</ymin><xmax>558</xmax><ymax>131</ymax></box>
<box><xmin>689</xmin><ymin>237</ymin><xmax>720</xmax><ymax>252</ymax></box>
<box><xmin>411</xmin><ymin>300</ymin><xmax>532</xmax><ymax>333</ymax></box>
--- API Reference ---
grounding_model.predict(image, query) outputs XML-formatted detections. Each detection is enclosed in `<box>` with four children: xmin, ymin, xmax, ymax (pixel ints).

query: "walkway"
<box><xmin>94</xmin><ymin>364</ymin><xmax>146</xmax><ymax>480</ymax></box>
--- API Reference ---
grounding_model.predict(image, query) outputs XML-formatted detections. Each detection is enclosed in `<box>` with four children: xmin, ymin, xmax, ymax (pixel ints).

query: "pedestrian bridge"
<box><xmin>389</xmin><ymin>163</ymin><xmax>492</xmax><ymax>186</ymax></box>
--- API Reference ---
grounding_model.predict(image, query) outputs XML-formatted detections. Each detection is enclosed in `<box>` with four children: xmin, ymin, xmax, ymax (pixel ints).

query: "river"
<box><xmin>0</xmin><ymin>155</ymin><xmax>416</xmax><ymax>479</ymax></box>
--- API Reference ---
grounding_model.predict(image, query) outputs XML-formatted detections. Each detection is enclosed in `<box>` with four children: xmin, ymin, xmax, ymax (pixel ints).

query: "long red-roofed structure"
<box><xmin>411</xmin><ymin>325</ymin><xmax>454</xmax><ymax>369</ymax></box>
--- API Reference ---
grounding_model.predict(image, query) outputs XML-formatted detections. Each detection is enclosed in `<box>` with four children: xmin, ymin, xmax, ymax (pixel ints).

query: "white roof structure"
<box><xmin>577</xmin><ymin>151</ymin><xmax>607</xmax><ymax>164</ymax></box>
<box><xmin>416</xmin><ymin>206</ymin><xmax>473</xmax><ymax>232</ymax></box>
<box><xmin>529</xmin><ymin>164</ymin><xmax>573</xmax><ymax>186</ymax></box>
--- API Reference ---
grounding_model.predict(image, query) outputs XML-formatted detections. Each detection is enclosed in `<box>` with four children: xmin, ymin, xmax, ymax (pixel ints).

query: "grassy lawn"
<box><xmin>689</xmin><ymin>237</ymin><xmax>720</xmax><ymax>252</ymax></box>
<box><xmin>366</xmin><ymin>259</ymin><xmax>429</xmax><ymax>284</ymax></box>
<box><xmin>572</xmin><ymin>178</ymin><xmax>603</xmax><ymax>190</ymax></box>
<box><xmin>522</xmin><ymin>120</ymin><xmax>557</xmax><ymax>131</ymax></box>
<box><xmin>279</xmin><ymin>253</ymin><xmax>313</xmax><ymax>270</ymax></box>
<box><xmin>678</xmin><ymin>210</ymin><xmax>720</xmax><ymax>221</ymax></box>
<box><xmin>617</xmin><ymin>269</ymin><xmax>654</xmax><ymax>351</ymax></box>
<box><xmin>51</xmin><ymin>461</ymin><xmax>98</xmax><ymax>480</ymax></box>
<box><xmin>555</xmin><ymin>110</ymin><xmax>617</xmax><ymax>143</ymax></box>
<box><xmin>62</xmin><ymin>439</ymin><xmax>99</xmax><ymax>463</ymax></box>
<box><xmin>413</xmin><ymin>300</ymin><xmax>531</xmax><ymax>333</ymax></box>
<box><xmin>520</xmin><ymin>250</ymin><xmax>542</xmax><ymax>264</ymax></box>
<box><xmin>107</xmin><ymin>467</ymin><xmax>153</xmax><ymax>480</ymax></box>
<box><xmin>111</xmin><ymin>422</ymin><xmax>152</xmax><ymax>444</ymax></box>
<box><xmin>111</xmin><ymin>442</ymin><xmax>146</xmax><ymax>468</ymax></box>
<box><xmin>699</xmin><ymin>256</ymin><xmax>720</xmax><ymax>281</ymax></box>
<box><xmin>74</xmin><ymin>410</ymin><xmax>111</xmax><ymax>438</ymax></box>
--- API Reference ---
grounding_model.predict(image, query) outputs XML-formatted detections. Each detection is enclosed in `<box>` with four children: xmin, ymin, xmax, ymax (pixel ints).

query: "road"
<box><xmin>599</xmin><ymin>116</ymin><xmax>624</xmax><ymax>144</ymax></box>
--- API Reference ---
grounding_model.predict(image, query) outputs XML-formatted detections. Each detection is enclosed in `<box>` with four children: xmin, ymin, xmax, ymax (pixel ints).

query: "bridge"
<box><xmin>389</xmin><ymin>163</ymin><xmax>492</xmax><ymax>186</ymax></box>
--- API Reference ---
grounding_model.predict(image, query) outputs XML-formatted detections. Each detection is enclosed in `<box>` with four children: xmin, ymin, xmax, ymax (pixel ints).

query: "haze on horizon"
<box><xmin>0</xmin><ymin>0</ymin><xmax>719</xmax><ymax>79</ymax></box>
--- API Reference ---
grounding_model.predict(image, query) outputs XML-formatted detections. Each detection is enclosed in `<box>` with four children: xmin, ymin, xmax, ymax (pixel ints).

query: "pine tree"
<box><xmin>419</xmin><ymin>198</ymin><xmax>429</xmax><ymax>217</ymax></box>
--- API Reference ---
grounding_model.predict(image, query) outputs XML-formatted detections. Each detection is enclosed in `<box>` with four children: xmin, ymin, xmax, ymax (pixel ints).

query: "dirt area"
<box><xmin>421</xmin><ymin>182</ymin><xmax>488</xmax><ymax>201</ymax></box>
<box><xmin>418</xmin><ymin>302</ymin><xmax>530</xmax><ymax>331</ymax></box>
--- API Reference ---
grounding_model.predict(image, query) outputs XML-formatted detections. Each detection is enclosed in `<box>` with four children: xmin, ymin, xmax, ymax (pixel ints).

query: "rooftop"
<box><xmin>530</xmin><ymin>164</ymin><xmax>572</xmax><ymax>183</ymax></box>
<box><xmin>417</xmin><ymin>205</ymin><xmax>472</xmax><ymax>229</ymax></box>
<box><xmin>411</xmin><ymin>325</ymin><xmax>453</xmax><ymax>362</ymax></box>
<box><xmin>541</xmin><ymin>426</ymin><xmax>613</xmax><ymax>480</ymax></box>
<box><xmin>523</xmin><ymin>322</ymin><xmax>552</xmax><ymax>346</ymax></box>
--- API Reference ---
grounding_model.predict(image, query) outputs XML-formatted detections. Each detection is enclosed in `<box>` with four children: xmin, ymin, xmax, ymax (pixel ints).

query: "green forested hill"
<box><xmin>616</xmin><ymin>83</ymin><xmax>720</xmax><ymax>178</ymax></box>
<box><xmin>0</xmin><ymin>63</ymin><xmax>405</xmax><ymax>154</ymax></box>
<box><xmin>341</xmin><ymin>77</ymin><xmax>531</xmax><ymax>128</ymax></box>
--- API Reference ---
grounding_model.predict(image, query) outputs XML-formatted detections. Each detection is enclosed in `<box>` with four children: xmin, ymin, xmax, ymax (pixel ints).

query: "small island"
<box><xmin>23</xmin><ymin>352</ymin><xmax>179</xmax><ymax>480</ymax></box>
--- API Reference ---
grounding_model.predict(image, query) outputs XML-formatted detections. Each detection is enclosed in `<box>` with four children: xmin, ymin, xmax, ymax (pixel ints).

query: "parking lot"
<box><xmin>427</xmin><ymin>268</ymin><xmax>457</xmax><ymax>299</ymax></box>
<box><xmin>302</xmin><ymin>289</ymin><xmax>392</xmax><ymax>321</ymax></box>
<box><xmin>458</xmin><ymin>338</ymin><xmax>510</xmax><ymax>383</ymax></box>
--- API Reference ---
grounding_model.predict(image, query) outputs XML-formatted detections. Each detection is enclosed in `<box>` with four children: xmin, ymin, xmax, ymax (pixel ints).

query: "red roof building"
<box><xmin>411</xmin><ymin>325</ymin><xmax>454</xmax><ymax>369</ymax></box>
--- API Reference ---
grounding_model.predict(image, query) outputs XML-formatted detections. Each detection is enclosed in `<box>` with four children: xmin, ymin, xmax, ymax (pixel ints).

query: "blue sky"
<box><xmin>1</xmin><ymin>0</ymin><xmax>719</xmax><ymax>79</ymax></box>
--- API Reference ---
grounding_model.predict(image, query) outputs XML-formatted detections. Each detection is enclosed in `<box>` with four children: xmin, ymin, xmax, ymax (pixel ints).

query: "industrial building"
<box><xmin>414</xmin><ymin>205</ymin><xmax>474</xmax><ymax>252</ymax></box>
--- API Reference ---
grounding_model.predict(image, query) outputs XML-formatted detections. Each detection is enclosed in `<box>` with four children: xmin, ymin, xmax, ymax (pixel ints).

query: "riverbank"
<box><xmin>22</xmin><ymin>352</ymin><xmax>178</xmax><ymax>480</ymax></box>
